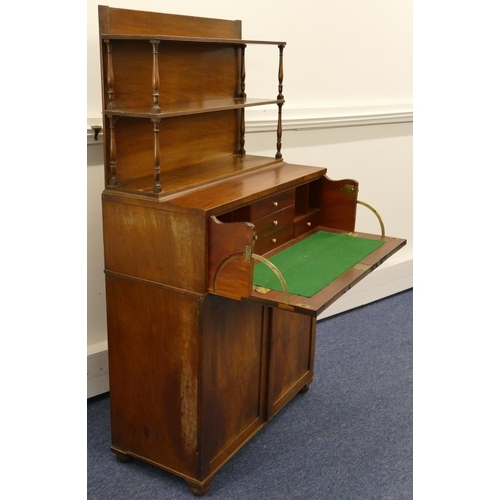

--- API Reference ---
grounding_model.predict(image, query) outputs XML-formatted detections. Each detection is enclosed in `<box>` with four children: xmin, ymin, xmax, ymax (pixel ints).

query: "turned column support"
<box><xmin>104</xmin><ymin>40</ymin><xmax>117</xmax><ymax>110</ymax></box>
<box><xmin>239</xmin><ymin>44</ymin><xmax>247</xmax><ymax>98</ymax></box>
<box><xmin>239</xmin><ymin>108</ymin><xmax>246</xmax><ymax>155</ymax></box>
<box><xmin>277</xmin><ymin>44</ymin><xmax>284</xmax><ymax>101</ymax></box>
<box><xmin>152</xmin><ymin>117</ymin><xmax>162</xmax><ymax>194</ymax></box>
<box><xmin>151</xmin><ymin>40</ymin><xmax>161</xmax><ymax>114</ymax></box>
<box><xmin>239</xmin><ymin>45</ymin><xmax>247</xmax><ymax>155</ymax></box>
<box><xmin>107</xmin><ymin>116</ymin><xmax>118</xmax><ymax>186</ymax></box>
<box><xmin>275</xmin><ymin>44</ymin><xmax>285</xmax><ymax>160</ymax></box>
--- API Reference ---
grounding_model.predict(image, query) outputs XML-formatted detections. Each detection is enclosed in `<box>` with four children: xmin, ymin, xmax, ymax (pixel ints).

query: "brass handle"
<box><xmin>306</xmin><ymin>221</ymin><xmax>311</xmax><ymax>227</ymax></box>
<box><xmin>272</xmin><ymin>238</ymin><xmax>277</xmax><ymax>243</ymax></box>
<box><xmin>273</xmin><ymin>201</ymin><xmax>279</xmax><ymax>207</ymax></box>
<box><xmin>273</xmin><ymin>220</ymin><xmax>278</xmax><ymax>225</ymax></box>
<box><xmin>357</xmin><ymin>200</ymin><xmax>385</xmax><ymax>238</ymax></box>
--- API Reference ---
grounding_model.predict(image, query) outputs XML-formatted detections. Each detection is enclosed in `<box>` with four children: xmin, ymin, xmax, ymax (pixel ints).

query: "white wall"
<box><xmin>87</xmin><ymin>0</ymin><xmax>412</xmax><ymax>397</ymax></box>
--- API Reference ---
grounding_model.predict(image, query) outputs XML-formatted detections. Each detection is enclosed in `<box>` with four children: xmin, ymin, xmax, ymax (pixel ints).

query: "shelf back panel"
<box><xmin>108</xmin><ymin>40</ymin><xmax>240</xmax><ymax>110</ymax></box>
<box><xmin>99</xmin><ymin>5</ymin><xmax>242</xmax><ymax>39</ymax></box>
<box><xmin>108</xmin><ymin>111</ymin><xmax>239</xmax><ymax>185</ymax></box>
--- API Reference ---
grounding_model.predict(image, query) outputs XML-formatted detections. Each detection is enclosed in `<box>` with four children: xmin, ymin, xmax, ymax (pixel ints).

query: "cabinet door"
<box><xmin>266</xmin><ymin>308</ymin><xmax>316</xmax><ymax>419</ymax></box>
<box><xmin>201</xmin><ymin>295</ymin><xmax>267</xmax><ymax>475</ymax></box>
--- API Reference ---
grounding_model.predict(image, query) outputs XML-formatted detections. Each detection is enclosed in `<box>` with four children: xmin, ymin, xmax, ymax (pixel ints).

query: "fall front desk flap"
<box><xmin>253</xmin><ymin>231</ymin><xmax>385</xmax><ymax>298</ymax></box>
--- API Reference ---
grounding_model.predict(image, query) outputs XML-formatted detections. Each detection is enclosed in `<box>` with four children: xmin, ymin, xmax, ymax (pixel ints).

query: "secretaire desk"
<box><xmin>97</xmin><ymin>5</ymin><xmax>406</xmax><ymax>495</ymax></box>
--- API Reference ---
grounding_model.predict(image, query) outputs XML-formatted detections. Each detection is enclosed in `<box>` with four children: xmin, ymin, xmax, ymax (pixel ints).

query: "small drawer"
<box><xmin>254</xmin><ymin>223</ymin><xmax>295</xmax><ymax>255</ymax></box>
<box><xmin>254</xmin><ymin>206</ymin><xmax>295</xmax><ymax>239</ymax></box>
<box><xmin>294</xmin><ymin>209</ymin><xmax>321</xmax><ymax>237</ymax></box>
<box><xmin>251</xmin><ymin>189</ymin><xmax>295</xmax><ymax>220</ymax></box>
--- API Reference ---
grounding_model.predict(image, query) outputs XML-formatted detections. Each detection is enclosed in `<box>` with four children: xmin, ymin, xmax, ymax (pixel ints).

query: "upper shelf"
<box><xmin>104</xmin><ymin>97</ymin><xmax>285</xmax><ymax>119</ymax></box>
<box><xmin>100</xmin><ymin>34</ymin><xmax>286</xmax><ymax>46</ymax></box>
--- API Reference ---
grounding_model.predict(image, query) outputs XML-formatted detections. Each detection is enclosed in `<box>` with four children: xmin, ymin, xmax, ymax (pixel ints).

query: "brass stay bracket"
<box><xmin>357</xmin><ymin>200</ymin><xmax>386</xmax><ymax>238</ymax></box>
<box><xmin>213</xmin><ymin>246</ymin><xmax>290</xmax><ymax>304</ymax></box>
<box><xmin>341</xmin><ymin>183</ymin><xmax>385</xmax><ymax>238</ymax></box>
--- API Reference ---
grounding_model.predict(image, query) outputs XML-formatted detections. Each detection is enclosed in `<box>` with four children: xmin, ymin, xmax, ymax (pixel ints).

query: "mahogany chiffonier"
<box><xmin>97</xmin><ymin>5</ymin><xmax>406</xmax><ymax>495</ymax></box>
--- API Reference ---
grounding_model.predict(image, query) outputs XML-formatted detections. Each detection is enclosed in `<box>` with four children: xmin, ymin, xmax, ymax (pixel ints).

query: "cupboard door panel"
<box><xmin>202</xmin><ymin>296</ymin><xmax>266</xmax><ymax>472</ymax></box>
<box><xmin>267</xmin><ymin>308</ymin><xmax>315</xmax><ymax>418</ymax></box>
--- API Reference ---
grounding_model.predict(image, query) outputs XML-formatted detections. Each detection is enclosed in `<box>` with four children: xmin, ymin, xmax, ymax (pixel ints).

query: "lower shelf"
<box><xmin>105</xmin><ymin>154</ymin><xmax>281</xmax><ymax>198</ymax></box>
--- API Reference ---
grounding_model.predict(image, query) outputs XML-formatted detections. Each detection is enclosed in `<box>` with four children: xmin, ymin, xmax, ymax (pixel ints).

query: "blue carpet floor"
<box><xmin>88</xmin><ymin>289</ymin><xmax>412</xmax><ymax>499</ymax></box>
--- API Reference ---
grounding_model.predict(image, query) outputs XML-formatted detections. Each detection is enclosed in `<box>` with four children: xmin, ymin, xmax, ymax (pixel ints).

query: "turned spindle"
<box><xmin>275</xmin><ymin>44</ymin><xmax>285</xmax><ymax>159</ymax></box>
<box><xmin>104</xmin><ymin>40</ymin><xmax>117</xmax><ymax>110</ymax></box>
<box><xmin>152</xmin><ymin>118</ymin><xmax>162</xmax><ymax>193</ymax></box>
<box><xmin>107</xmin><ymin>117</ymin><xmax>118</xmax><ymax>186</ymax></box>
<box><xmin>239</xmin><ymin>45</ymin><xmax>247</xmax><ymax>155</ymax></box>
<box><xmin>240</xmin><ymin>45</ymin><xmax>247</xmax><ymax>98</ymax></box>
<box><xmin>151</xmin><ymin>40</ymin><xmax>161</xmax><ymax>114</ymax></box>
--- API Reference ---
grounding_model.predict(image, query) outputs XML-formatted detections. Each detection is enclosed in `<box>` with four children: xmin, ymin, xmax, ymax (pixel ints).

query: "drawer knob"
<box><xmin>272</xmin><ymin>238</ymin><xmax>277</xmax><ymax>243</ymax></box>
<box><xmin>307</xmin><ymin>221</ymin><xmax>312</xmax><ymax>226</ymax></box>
<box><xmin>273</xmin><ymin>201</ymin><xmax>279</xmax><ymax>207</ymax></box>
<box><xmin>273</xmin><ymin>220</ymin><xmax>278</xmax><ymax>225</ymax></box>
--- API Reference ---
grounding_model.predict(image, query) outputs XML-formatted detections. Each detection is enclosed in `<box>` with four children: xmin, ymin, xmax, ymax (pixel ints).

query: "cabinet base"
<box><xmin>112</xmin><ymin>448</ymin><xmax>133</xmax><ymax>463</ymax></box>
<box><xmin>185</xmin><ymin>478</ymin><xmax>214</xmax><ymax>496</ymax></box>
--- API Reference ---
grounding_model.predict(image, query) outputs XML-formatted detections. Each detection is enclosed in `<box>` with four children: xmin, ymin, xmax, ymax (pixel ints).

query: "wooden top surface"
<box><xmin>164</xmin><ymin>160</ymin><xmax>326</xmax><ymax>214</ymax></box>
<box><xmin>100</xmin><ymin>34</ymin><xmax>286</xmax><ymax>45</ymax></box>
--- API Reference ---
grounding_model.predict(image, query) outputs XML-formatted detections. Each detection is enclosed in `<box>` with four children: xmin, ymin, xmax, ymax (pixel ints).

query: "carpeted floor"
<box><xmin>88</xmin><ymin>289</ymin><xmax>412</xmax><ymax>499</ymax></box>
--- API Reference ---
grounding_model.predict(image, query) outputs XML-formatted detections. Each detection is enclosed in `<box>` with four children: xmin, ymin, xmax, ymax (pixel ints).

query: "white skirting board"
<box><xmin>87</xmin><ymin>341</ymin><xmax>109</xmax><ymax>399</ymax></box>
<box><xmin>87</xmin><ymin>257</ymin><xmax>412</xmax><ymax>399</ymax></box>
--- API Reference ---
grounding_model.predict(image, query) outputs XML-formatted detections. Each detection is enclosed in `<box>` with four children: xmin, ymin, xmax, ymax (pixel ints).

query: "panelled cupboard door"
<box><xmin>201</xmin><ymin>295</ymin><xmax>268</xmax><ymax>475</ymax></box>
<box><xmin>266</xmin><ymin>308</ymin><xmax>315</xmax><ymax>418</ymax></box>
